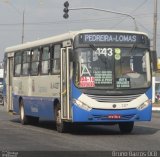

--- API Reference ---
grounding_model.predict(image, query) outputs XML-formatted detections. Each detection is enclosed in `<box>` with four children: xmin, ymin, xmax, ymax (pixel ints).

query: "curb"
<box><xmin>152</xmin><ymin>107</ymin><xmax>160</xmax><ymax>111</ymax></box>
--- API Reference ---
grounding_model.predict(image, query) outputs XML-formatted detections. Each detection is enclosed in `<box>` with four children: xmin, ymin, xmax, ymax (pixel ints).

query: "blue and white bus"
<box><xmin>4</xmin><ymin>29</ymin><xmax>153</xmax><ymax>133</ymax></box>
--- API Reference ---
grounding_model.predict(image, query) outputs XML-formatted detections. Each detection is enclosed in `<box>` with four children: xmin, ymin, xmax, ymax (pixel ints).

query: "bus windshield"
<box><xmin>74</xmin><ymin>47</ymin><xmax>151</xmax><ymax>89</ymax></box>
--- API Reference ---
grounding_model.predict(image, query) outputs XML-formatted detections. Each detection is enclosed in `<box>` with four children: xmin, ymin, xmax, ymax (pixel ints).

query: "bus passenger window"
<box><xmin>22</xmin><ymin>51</ymin><xmax>30</xmax><ymax>75</ymax></box>
<box><xmin>31</xmin><ymin>49</ymin><xmax>40</xmax><ymax>75</ymax></box>
<box><xmin>52</xmin><ymin>45</ymin><xmax>60</xmax><ymax>74</ymax></box>
<box><xmin>14</xmin><ymin>52</ymin><xmax>22</xmax><ymax>76</ymax></box>
<box><xmin>41</xmin><ymin>47</ymin><xmax>50</xmax><ymax>74</ymax></box>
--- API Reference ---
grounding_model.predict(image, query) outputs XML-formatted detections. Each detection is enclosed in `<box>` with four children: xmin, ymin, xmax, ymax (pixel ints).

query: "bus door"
<box><xmin>7</xmin><ymin>54</ymin><xmax>14</xmax><ymax>112</ymax></box>
<box><xmin>60</xmin><ymin>47</ymin><xmax>72</xmax><ymax>120</ymax></box>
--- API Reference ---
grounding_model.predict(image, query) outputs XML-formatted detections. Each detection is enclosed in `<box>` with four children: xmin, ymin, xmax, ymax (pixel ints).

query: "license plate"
<box><xmin>107</xmin><ymin>114</ymin><xmax>121</xmax><ymax>119</ymax></box>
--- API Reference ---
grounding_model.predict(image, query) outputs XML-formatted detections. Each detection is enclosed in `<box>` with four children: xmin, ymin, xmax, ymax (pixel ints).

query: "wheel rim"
<box><xmin>56</xmin><ymin>109</ymin><xmax>61</xmax><ymax>125</ymax></box>
<box><xmin>20</xmin><ymin>105</ymin><xmax>24</xmax><ymax>120</ymax></box>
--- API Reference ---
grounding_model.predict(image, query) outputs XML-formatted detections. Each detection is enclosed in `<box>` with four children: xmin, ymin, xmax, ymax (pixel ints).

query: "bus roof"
<box><xmin>5</xmin><ymin>29</ymin><xmax>148</xmax><ymax>53</ymax></box>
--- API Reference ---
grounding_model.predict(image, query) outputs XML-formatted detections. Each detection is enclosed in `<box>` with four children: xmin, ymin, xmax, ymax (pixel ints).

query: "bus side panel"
<box><xmin>13</xmin><ymin>95</ymin><xmax>55</xmax><ymax>120</ymax></box>
<box><xmin>24</xmin><ymin>97</ymin><xmax>54</xmax><ymax>120</ymax></box>
<box><xmin>12</xmin><ymin>75</ymin><xmax>60</xmax><ymax>120</ymax></box>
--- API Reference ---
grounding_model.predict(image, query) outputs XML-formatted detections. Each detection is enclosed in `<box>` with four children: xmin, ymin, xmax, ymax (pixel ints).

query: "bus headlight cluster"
<box><xmin>73</xmin><ymin>99</ymin><xmax>92</xmax><ymax>111</ymax></box>
<box><xmin>137</xmin><ymin>99</ymin><xmax>151</xmax><ymax>110</ymax></box>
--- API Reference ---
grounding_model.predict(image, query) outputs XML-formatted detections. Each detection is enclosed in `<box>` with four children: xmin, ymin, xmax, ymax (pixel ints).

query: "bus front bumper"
<box><xmin>72</xmin><ymin>104</ymin><xmax>152</xmax><ymax>123</ymax></box>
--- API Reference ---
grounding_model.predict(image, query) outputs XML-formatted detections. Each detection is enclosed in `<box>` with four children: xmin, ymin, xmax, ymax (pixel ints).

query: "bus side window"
<box><xmin>22</xmin><ymin>50</ymin><xmax>31</xmax><ymax>76</ymax></box>
<box><xmin>41</xmin><ymin>46</ymin><xmax>50</xmax><ymax>74</ymax></box>
<box><xmin>52</xmin><ymin>45</ymin><xmax>60</xmax><ymax>74</ymax></box>
<box><xmin>14</xmin><ymin>52</ymin><xmax>22</xmax><ymax>76</ymax></box>
<box><xmin>31</xmin><ymin>48</ymin><xmax>40</xmax><ymax>75</ymax></box>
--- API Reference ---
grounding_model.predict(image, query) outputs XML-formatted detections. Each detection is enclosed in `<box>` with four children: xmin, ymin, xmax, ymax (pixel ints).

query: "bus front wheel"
<box><xmin>118</xmin><ymin>122</ymin><xmax>134</xmax><ymax>134</ymax></box>
<box><xmin>55</xmin><ymin>104</ymin><xmax>68</xmax><ymax>133</ymax></box>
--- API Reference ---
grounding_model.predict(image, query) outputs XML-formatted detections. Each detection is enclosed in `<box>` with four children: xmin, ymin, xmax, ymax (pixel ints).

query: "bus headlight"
<box><xmin>73</xmin><ymin>99</ymin><xmax>92</xmax><ymax>111</ymax></box>
<box><xmin>137</xmin><ymin>99</ymin><xmax>151</xmax><ymax>110</ymax></box>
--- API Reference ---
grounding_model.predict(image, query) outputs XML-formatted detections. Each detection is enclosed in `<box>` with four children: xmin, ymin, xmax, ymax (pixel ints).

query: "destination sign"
<box><xmin>79</xmin><ymin>33</ymin><xmax>147</xmax><ymax>44</ymax></box>
<box><xmin>116</xmin><ymin>77</ymin><xmax>130</xmax><ymax>88</ymax></box>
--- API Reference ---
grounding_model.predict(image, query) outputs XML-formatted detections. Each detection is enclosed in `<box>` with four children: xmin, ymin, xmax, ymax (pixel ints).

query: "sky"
<box><xmin>0</xmin><ymin>0</ymin><xmax>159</xmax><ymax>62</ymax></box>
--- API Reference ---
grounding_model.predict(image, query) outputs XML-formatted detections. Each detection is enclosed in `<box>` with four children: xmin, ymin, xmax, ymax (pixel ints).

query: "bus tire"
<box><xmin>55</xmin><ymin>104</ymin><xmax>68</xmax><ymax>133</ymax></box>
<box><xmin>118</xmin><ymin>122</ymin><xmax>134</xmax><ymax>134</ymax></box>
<box><xmin>19</xmin><ymin>99</ymin><xmax>29</xmax><ymax>125</ymax></box>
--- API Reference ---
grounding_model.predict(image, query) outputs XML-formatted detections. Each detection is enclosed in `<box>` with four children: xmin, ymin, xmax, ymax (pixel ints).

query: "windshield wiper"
<box><xmin>129</xmin><ymin>43</ymin><xmax>137</xmax><ymax>54</ymax></box>
<box><xmin>89</xmin><ymin>44</ymin><xmax>97</xmax><ymax>51</ymax></box>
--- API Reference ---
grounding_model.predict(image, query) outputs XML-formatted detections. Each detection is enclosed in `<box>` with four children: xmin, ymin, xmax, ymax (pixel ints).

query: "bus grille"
<box><xmin>86</xmin><ymin>94</ymin><xmax>141</xmax><ymax>103</ymax></box>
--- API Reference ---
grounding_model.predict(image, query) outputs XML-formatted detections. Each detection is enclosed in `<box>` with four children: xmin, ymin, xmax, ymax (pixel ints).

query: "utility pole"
<box><xmin>153</xmin><ymin>0</ymin><xmax>157</xmax><ymax>52</ymax></box>
<box><xmin>152</xmin><ymin>0</ymin><xmax>158</xmax><ymax>83</ymax></box>
<box><xmin>22</xmin><ymin>10</ymin><xmax>25</xmax><ymax>44</ymax></box>
<box><xmin>4</xmin><ymin>1</ymin><xmax>25</xmax><ymax>44</ymax></box>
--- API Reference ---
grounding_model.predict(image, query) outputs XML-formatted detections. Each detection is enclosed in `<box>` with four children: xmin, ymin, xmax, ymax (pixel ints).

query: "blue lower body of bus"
<box><xmin>12</xmin><ymin>95</ymin><xmax>152</xmax><ymax>123</ymax></box>
<box><xmin>13</xmin><ymin>95</ymin><xmax>55</xmax><ymax>120</ymax></box>
<box><xmin>12</xmin><ymin>85</ymin><xmax>152</xmax><ymax>123</ymax></box>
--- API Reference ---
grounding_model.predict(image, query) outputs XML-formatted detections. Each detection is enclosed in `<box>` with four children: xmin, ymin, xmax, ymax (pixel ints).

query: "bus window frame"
<box><xmin>14</xmin><ymin>51</ymin><xmax>22</xmax><ymax>77</ymax></box>
<box><xmin>21</xmin><ymin>50</ymin><xmax>31</xmax><ymax>76</ymax></box>
<box><xmin>51</xmin><ymin>44</ymin><xmax>61</xmax><ymax>75</ymax></box>
<box><xmin>40</xmin><ymin>45</ymin><xmax>51</xmax><ymax>75</ymax></box>
<box><xmin>30</xmin><ymin>47</ymin><xmax>41</xmax><ymax>76</ymax></box>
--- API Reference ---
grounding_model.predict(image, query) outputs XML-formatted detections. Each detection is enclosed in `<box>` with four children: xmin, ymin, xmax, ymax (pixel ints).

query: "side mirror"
<box><xmin>151</xmin><ymin>50</ymin><xmax>157</xmax><ymax>72</ymax></box>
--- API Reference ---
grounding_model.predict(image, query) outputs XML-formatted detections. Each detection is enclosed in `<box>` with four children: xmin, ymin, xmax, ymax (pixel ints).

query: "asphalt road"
<box><xmin>0</xmin><ymin>108</ymin><xmax>159</xmax><ymax>156</ymax></box>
